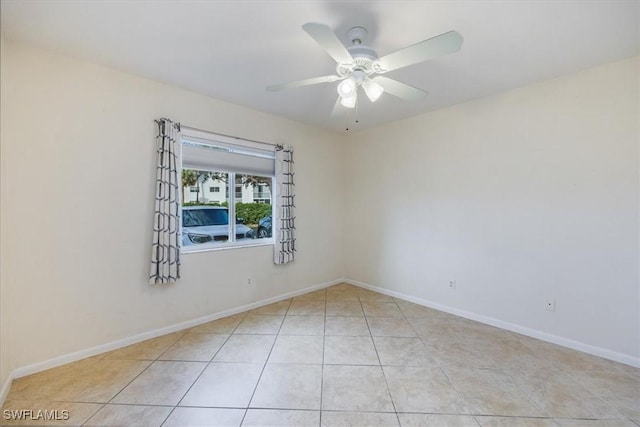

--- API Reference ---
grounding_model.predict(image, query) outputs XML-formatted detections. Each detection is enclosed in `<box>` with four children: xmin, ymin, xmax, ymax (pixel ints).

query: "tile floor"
<box><xmin>2</xmin><ymin>283</ymin><xmax>639</xmax><ymax>426</ymax></box>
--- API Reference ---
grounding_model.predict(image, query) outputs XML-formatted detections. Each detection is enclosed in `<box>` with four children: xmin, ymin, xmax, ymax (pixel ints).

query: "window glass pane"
<box><xmin>235</xmin><ymin>174</ymin><xmax>273</xmax><ymax>240</ymax></box>
<box><xmin>183</xmin><ymin>208</ymin><xmax>228</xmax><ymax>226</ymax></box>
<box><xmin>181</xmin><ymin>169</ymin><xmax>230</xmax><ymax>246</ymax></box>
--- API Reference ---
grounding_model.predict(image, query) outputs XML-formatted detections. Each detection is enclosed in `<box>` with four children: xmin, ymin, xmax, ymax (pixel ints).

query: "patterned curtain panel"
<box><xmin>274</xmin><ymin>144</ymin><xmax>296</xmax><ymax>264</ymax></box>
<box><xmin>149</xmin><ymin>118</ymin><xmax>181</xmax><ymax>284</ymax></box>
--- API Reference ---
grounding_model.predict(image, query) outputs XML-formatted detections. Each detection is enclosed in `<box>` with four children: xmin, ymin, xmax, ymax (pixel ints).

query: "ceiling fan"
<box><xmin>267</xmin><ymin>23</ymin><xmax>463</xmax><ymax>114</ymax></box>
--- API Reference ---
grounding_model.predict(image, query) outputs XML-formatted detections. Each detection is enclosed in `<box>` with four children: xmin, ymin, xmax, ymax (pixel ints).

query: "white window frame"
<box><xmin>180</xmin><ymin>128</ymin><xmax>275</xmax><ymax>253</ymax></box>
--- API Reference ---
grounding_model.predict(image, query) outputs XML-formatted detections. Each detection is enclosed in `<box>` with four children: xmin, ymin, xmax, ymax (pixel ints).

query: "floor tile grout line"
<box><xmin>162</xmin><ymin>311</ymin><xmax>249</xmax><ymax>424</ymax></box>
<box><xmin>171</xmin><ymin>314</ymin><xmax>247</xmax><ymax>410</ymax></box>
<box><xmin>360</xmin><ymin>293</ymin><xmax>401</xmax><ymax>422</ymax></box>
<box><xmin>158</xmin><ymin>405</ymin><xmax>177</xmax><ymax>427</ymax></box>
<box><xmin>103</xmin><ymin>320</ymin><xmax>230</xmax><ymax>408</ymax></box>
<box><xmin>103</xmin><ymin>329</ymin><xmax>190</xmax><ymax>405</ymax></box>
<box><xmin>229</xmin><ymin>307</ymin><xmax>264</xmax><ymax>427</ymax></box>
<box><xmin>243</xmin><ymin>406</ymin><xmax>321</xmax><ymax>411</ymax></box>
<box><xmin>500</xmin><ymin>363</ymin><xmax>620</xmax><ymax>420</ymax></box>
<box><xmin>474</xmin><ymin>414</ymin><xmax>566</xmax><ymax>420</ymax></box>
<box><xmin>104</xmin><ymin>360</ymin><xmax>158</xmax><ymax>406</ymax></box>
<box><xmin>79</xmin><ymin>402</ymin><xmax>108</xmax><ymax>426</ymax></box>
<box><xmin>542</xmin><ymin>367</ymin><xmax>630</xmax><ymax>420</ymax></box>
<box><xmin>319</xmin><ymin>288</ymin><xmax>328</xmax><ymax>425</ymax></box>
<box><xmin>56</xmin><ymin>400</ymin><xmax>175</xmax><ymax>408</ymax></box>
<box><xmin>397</xmin><ymin>303</ymin><xmax>449</xmax><ymax>375</ymax></box>
<box><xmin>396</xmin><ymin>296</ymin><xmax>479</xmax><ymax>422</ymax></box>
<box><xmin>68</xmin><ymin>400</ymin><xmax>604</xmax><ymax>420</ymax></box>
<box><xmin>154</xmin><ymin>329</ymin><xmax>192</xmax><ymax>361</ymax></box>
<box><xmin>239</xmin><ymin>297</ymin><xmax>292</xmax><ymax>426</ymax></box>
<box><xmin>462</xmin><ymin>333</ymin><xmax>564</xmax><ymax>420</ymax></box>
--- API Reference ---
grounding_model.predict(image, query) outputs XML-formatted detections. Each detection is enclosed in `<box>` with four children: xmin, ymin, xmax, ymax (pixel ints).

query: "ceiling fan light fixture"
<box><xmin>337</xmin><ymin>78</ymin><xmax>357</xmax><ymax>98</ymax></box>
<box><xmin>267</xmin><ymin>23</ymin><xmax>462</xmax><ymax>120</ymax></box>
<box><xmin>340</xmin><ymin>92</ymin><xmax>357</xmax><ymax>108</ymax></box>
<box><xmin>362</xmin><ymin>79</ymin><xmax>384</xmax><ymax>102</ymax></box>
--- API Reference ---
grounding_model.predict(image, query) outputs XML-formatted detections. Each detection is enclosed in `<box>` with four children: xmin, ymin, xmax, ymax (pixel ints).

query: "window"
<box><xmin>180</xmin><ymin>128</ymin><xmax>275</xmax><ymax>251</ymax></box>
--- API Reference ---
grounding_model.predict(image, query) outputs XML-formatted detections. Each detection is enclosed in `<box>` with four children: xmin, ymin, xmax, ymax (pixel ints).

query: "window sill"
<box><xmin>181</xmin><ymin>239</ymin><xmax>274</xmax><ymax>254</ymax></box>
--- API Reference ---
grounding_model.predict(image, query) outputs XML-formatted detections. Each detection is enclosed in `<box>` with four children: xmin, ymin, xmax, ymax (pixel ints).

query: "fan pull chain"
<box><xmin>345</xmin><ymin>108</ymin><xmax>349</xmax><ymax>131</ymax></box>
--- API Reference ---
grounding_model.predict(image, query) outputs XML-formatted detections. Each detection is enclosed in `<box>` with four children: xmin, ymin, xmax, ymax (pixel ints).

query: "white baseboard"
<box><xmin>0</xmin><ymin>371</ymin><xmax>15</xmax><ymax>406</ymax></box>
<box><xmin>4</xmin><ymin>277</ymin><xmax>344</xmax><ymax>398</ymax></box>
<box><xmin>345</xmin><ymin>278</ymin><xmax>640</xmax><ymax>368</ymax></box>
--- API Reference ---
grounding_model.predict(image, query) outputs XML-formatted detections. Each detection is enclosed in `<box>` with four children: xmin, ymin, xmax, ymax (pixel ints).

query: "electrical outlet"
<box><xmin>448</xmin><ymin>280</ymin><xmax>456</xmax><ymax>289</ymax></box>
<box><xmin>545</xmin><ymin>299</ymin><xmax>555</xmax><ymax>312</ymax></box>
<box><xmin>247</xmin><ymin>276</ymin><xmax>254</xmax><ymax>286</ymax></box>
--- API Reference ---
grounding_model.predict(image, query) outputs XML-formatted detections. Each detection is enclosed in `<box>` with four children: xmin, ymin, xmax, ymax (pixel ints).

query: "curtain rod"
<box><xmin>183</xmin><ymin>125</ymin><xmax>283</xmax><ymax>149</ymax></box>
<box><xmin>155</xmin><ymin>119</ymin><xmax>282</xmax><ymax>150</ymax></box>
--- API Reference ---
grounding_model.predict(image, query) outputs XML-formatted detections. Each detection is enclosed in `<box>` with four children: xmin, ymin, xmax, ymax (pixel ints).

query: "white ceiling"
<box><xmin>1</xmin><ymin>1</ymin><xmax>638</xmax><ymax>132</ymax></box>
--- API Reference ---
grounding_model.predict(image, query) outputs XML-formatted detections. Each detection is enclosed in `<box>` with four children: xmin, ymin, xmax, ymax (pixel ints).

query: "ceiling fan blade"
<box><xmin>266</xmin><ymin>75</ymin><xmax>340</xmax><ymax>92</ymax></box>
<box><xmin>375</xmin><ymin>30</ymin><xmax>463</xmax><ymax>73</ymax></box>
<box><xmin>372</xmin><ymin>76</ymin><xmax>428</xmax><ymax>101</ymax></box>
<box><xmin>302</xmin><ymin>22</ymin><xmax>354</xmax><ymax>65</ymax></box>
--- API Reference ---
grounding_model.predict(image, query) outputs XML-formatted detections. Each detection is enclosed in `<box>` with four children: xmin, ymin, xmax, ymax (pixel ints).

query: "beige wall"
<box><xmin>345</xmin><ymin>56</ymin><xmax>640</xmax><ymax>361</ymax></box>
<box><xmin>0</xmin><ymin>40</ymin><xmax>345</xmax><ymax>386</ymax></box>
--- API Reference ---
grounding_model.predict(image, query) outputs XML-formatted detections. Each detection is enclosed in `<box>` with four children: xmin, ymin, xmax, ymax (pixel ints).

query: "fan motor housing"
<box><xmin>336</xmin><ymin>46</ymin><xmax>379</xmax><ymax>78</ymax></box>
<box><xmin>334</xmin><ymin>26</ymin><xmax>380</xmax><ymax>77</ymax></box>
<box><xmin>347</xmin><ymin>45</ymin><xmax>378</xmax><ymax>61</ymax></box>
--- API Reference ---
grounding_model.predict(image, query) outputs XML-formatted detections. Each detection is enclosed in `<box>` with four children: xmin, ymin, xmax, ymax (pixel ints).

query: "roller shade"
<box><xmin>181</xmin><ymin>134</ymin><xmax>275</xmax><ymax>176</ymax></box>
